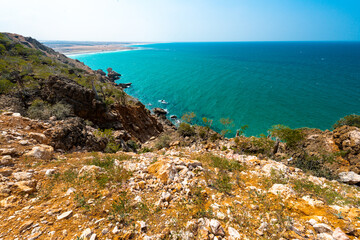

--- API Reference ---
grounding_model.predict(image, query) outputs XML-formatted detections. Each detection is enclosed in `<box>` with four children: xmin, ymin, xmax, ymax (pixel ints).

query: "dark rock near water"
<box><xmin>153</xmin><ymin>108</ymin><xmax>167</xmax><ymax>117</ymax></box>
<box><xmin>117</xmin><ymin>83</ymin><xmax>132</xmax><ymax>88</ymax></box>
<box><xmin>107</xmin><ymin>68</ymin><xmax>121</xmax><ymax>82</ymax></box>
<box><xmin>96</xmin><ymin>69</ymin><xmax>106</xmax><ymax>76</ymax></box>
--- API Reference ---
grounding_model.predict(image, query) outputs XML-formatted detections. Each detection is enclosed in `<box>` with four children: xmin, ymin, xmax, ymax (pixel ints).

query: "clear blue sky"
<box><xmin>0</xmin><ymin>0</ymin><xmax>359</xmax><ymax>41</ymax></box>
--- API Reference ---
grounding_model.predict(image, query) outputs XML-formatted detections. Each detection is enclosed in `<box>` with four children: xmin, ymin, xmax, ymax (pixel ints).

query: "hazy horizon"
<box><xmin>1</xmin><ymin>0</ymin><xmax>360</xmax><ymax>42</ymax></box>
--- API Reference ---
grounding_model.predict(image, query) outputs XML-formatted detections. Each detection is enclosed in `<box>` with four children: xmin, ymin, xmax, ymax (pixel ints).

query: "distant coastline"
<box><xmin>41</xmin><ymin>40</ymin><xmax>152</xmax><ymax>56</ymax></box>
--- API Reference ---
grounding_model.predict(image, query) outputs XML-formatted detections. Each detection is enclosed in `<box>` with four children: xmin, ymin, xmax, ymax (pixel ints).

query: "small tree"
<box><xmin>220</xmin><ymin>118</ymin><xmax>234</xmax><ymax>137</ymax></box>
<box><xmin>236</xmin><ymin>125</ymin><xmax>249</xmax><ymax>137</ymax></box>
<box><xmin>182</xmin><ymin>112</ymin><xmax>196</xmax><ymax>124</ymax></box>
<box><xmin>269</xmin><ymin>124</ymin><xmax>305</xmax><ymax>149</ymax></box>
<box><xmin>202</xmin><ymin>117</ymin><xmax>213</xmax><ymax>130</ymax></box>
<box><xmin>333</xmin><ymin>114</ymin><xmax>360</xmax><ymax>129</ymax></box>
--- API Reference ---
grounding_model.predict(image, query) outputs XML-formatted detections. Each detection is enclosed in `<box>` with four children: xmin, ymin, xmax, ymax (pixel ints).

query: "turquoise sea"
<box><xmin>70</xmin><ymin>42</ymin><xmax>360</xmax><ymax>136</ymax></box>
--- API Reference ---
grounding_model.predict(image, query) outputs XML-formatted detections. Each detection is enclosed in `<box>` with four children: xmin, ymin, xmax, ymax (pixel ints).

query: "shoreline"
<box><xmin>66</xmin><ymin>46</ymin><xmax>146</xmax><ymax>57</ymax></box>
<box><xmin>42</xmin><ymin>41</ymin><xmax>155</xmax><ymax>56</ymax></box>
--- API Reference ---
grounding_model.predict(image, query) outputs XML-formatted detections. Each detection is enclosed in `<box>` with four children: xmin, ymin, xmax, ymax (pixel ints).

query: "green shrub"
<box><xmin>51</xmin><ymin>102</ymin><xmax>72</xmax><ymax>120</ymax></box>
<box><xmin>0</xmin><ymin>44</ymin><xmax>5</xmax><ymax>54</ymax></box>
<box><xmin>94</xmin><ymin>129</ymin><xmax>122</xmax><ymax>153</ymax></box>
<box><xmin>181</xmin><ymin>112</ymin><xmax>196</xmax><ymax>123</ymax></box>
<box><xmin>333</xmin><ymin>114</ymin><xmax>360</xmax><ymax>129</ymax></box>
<box><xmin>220</xmin><ymin>118</ymin><xmax>234</xmax><ymax>136</ymax></box>
<box><xmin>27</xmin><ymin>99</ymin><xmax>51</xmax><ymax>119</ymax></box>
<box><xmin>0</xmin><ymin>79</ymin><xmax>15</xmax><ymax>94</ymax></box>
<box><xmin>138</xmin><ymin>147</ymin><xmax>153</xmax><ymax>153</ymax></box>
<box><xmin>210</xmin><ymin>133</ymin><xmax>219</xmax><ymax>142</ymax></box>
<box><xmin>269</xmin><ymin>125</ymin><xmax>305</xmax><ymax>149</ymax></box>
<box><xmin>104</xmin><ymin>142</ymin><xmax>121</xmax><ymax>153</ymax></box>
<box><xmin>155</xmin><ymin>135</ymin><xmax>171</xmax><ymax>149</ymax></box>
<box><xmin>178</xmin><ymin>122</ymin><xmax>196</xmax><ymax>137</ymax></box>
<box><xmin>291</xmin><ymin>153</ymin><xmax>337</xmax><ymax>180</ymax></box>
<box><xmin>127</xmin><ymin>140</ymin><xmax>138</xmax><ymax>151</ymax></box>
<box><xmin>236</xmin><ymin>135</ymin><xmax>275</xmax><ymax>156</ymax></box>
<box><xmin>27</xmin><ymin>99</ymin><xmax>72</xmax><ymax>120</ymax></box>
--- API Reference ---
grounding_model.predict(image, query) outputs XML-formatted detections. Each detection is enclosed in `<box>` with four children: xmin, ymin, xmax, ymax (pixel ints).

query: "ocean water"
<box><xmin>70</xmin><ymin>42</ymin><xmax>360</xmax><ymax>136</ymax></box>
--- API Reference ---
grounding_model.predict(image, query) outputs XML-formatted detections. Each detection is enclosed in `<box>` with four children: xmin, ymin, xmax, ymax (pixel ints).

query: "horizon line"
<box><xmin>41</xmin><ymin>40</ymin><xmax>360</xmax><ymax>44</ymax></box>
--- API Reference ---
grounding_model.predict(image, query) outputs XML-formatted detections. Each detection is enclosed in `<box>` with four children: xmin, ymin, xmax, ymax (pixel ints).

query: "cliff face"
<box><xmin>0</xmin><ymin>32</ymin><xmax>164</xmax><ymax>147</ymax></box>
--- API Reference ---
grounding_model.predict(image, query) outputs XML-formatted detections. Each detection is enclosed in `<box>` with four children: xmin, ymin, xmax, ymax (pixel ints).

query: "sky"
<box><xmin>0</xmin><ymin>0</ymin><xmax>359</xmax><ymax>42</ymax></box>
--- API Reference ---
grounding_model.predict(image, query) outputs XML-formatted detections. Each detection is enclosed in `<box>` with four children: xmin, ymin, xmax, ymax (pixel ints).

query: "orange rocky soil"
<box><xmin>0</xmin><ymin>112</ymin><xmax>359</xmax><ymax>240</ymax></box>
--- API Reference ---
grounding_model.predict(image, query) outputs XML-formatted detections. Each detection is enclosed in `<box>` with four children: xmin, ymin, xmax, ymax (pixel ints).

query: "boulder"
<box><xmin>0</xmin><ymin>148</ymin><xmax>17</xmax><ymax>156</ymax></box>
<box><xmin>25</xmin><ymin>144</ymin><xmax>54</xmax><ymax>160</ymax></box>
<box><xmin>57</xmin><ymin>210</ymin><xmax>73</xmax><ymax>220</ymax></box>
<box><xmin>0</xmin><ymin>155</ymin><xmax>13</xmax><ymax>166</ymax></box>
<box><xmin>338</xmin><ymin>171</ymin><xmax>360</xmax><ymax>185</ymax></box>
<box><xmin>29</xmin><ymin>132</ymin><xmax>48</xmax><ymax>144</ymax></box>
<box><xmin>316</xmin><ymin>233</ymin><xmax>335</xmax><ymax>240</ymax></box>
<box><xmin>80</xmin><ymin>228</ymin><xmax>93</xmax><ymax>240</ymax></box>
<box><xmin>313</xmin><ymin>223</ymin><xmax>333</xmax><ymax>234</ymax></box>
<box><xmin>262</xmin><ymin>162</ymin><xmax>289</xmax><ymax>176</ymax></box>
<box><xmin>333</xmin><ymin>227</ymin><xmax>349</xmax><ymax>240</ymax></box>
<box><xmin>228</xmin><ymin>227</ymin><xmax>241</xmax><ymax>239</ymax></box>
<box><xmin>15</xmin><ymin>180</ymin><xmax>37</xmax><ymax>193</ymax></box>
<box><xmin>13</xmin><ymin>171</ymin><xmax>33</xmax><ymax>181</ymax></box>
<box><xmin>209</xmin><ymin>219</ymin><xmax>225</xmax><ymax>237</ymax></box>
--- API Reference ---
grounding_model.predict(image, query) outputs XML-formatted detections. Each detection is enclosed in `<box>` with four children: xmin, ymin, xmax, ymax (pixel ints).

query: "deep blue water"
<box><xmin>70</xmin><ymin>42</ymin><xmax>360</xmax><ymax>136</ymax></box>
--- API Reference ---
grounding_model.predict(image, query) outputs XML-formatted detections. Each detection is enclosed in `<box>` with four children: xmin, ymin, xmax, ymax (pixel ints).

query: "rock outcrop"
<box><xmin>107</xmin><ymin>67</ymin><xmax>121</xmax><ymax>82</ymax></box>
<box><xmin>333</xmin><ymin>126</ymin><xmax>360</xmax><ymax>173</ymax></box>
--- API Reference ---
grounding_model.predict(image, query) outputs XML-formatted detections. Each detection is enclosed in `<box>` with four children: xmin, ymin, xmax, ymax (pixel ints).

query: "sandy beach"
<box><xmin>42</xmin><ymin>41</ymin><xmax>150</xmax><ymax>55</ymax></box>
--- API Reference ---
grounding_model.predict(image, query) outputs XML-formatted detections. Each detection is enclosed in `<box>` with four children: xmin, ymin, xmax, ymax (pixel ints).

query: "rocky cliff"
<box><xmin>0</xmin><ymin>32</ymin><xmax>165</xmax><ymax>149</ymax></box>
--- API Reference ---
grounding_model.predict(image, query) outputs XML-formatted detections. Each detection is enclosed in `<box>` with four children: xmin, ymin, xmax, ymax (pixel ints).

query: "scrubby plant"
<box><xmin>210</xmin><ymin>133</ymin><xmax>220</xmax><ymax>142</ymax></box>
<box><xmin>236</xmin><ymin>135</ymin><xmax>275</xmax><ymax>156</ymax></box>
<box><xmin>51</xmin><ymin>102</ymin><xmax>72</xmax><ymax>120</ymax></box>
<box><xmin>178</xmin><ymin>122</ymin><xmax>196</xmax><ymax>137</ymax></box>
<box><xmin>333</xmin><ymin>114</ymin><xmax>360</xmax><ymax>129</ymax></box>
<box><xmin>269</xmin><ymin>124</ymin><xmax>305</xmax><ymax>149</ymax></box>
<box><xmin>27</xmin><ymin>99</ymin><xmax>72</xmax><ymax>120</ymax></box>
<box><xmin>291</xmin><ymin>153</ymin><xmax>337</xmax><ymax>180</ymax></box>
<box><xmin>155</xmin><ymin>134</ymin><xmax>171</xmax><ymax>149</ymax></box>
<box><xmin>220</xmin><ymin>118</ymin><xmax>234</xmax><ymax>137</ymax></box>
<box><xmin>181</xmin><ymin>112</ymin><xmax>196</xmax><ymax>124</ymax></box>
<box><xmin>94</xmin><ymin>129</ymin><xmax>121</xmax><ymax>153</ymax></box>
<box><xmin>0</xmin><ymin>79</ymin><xmax>15</xmax><ymax>94</ymax></box>
<box><xmin>27</xmin><ymin>99</ymin><xmax>51</xmax><ymax>119</ymax></box>
<box><xmin>202</xmin><ymin>117</ymin><xmax>213</xmax><ymax>129</ymax></box>
<box><xmin>126</xmin><ymin>140</ymin><xmax>138</xmax><ymax>151</ymax></box>
<box><xmin>138</xmin><ymin>147</ymin><xmax>153</xmax><ymax>153</ymax></box>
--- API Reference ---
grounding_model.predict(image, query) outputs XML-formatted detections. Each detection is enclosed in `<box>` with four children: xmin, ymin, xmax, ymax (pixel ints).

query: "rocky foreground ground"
<box><xmin>0</xmin><ymin>112</ymin><xmax>359</xmax><ymax>240</ymax></box>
